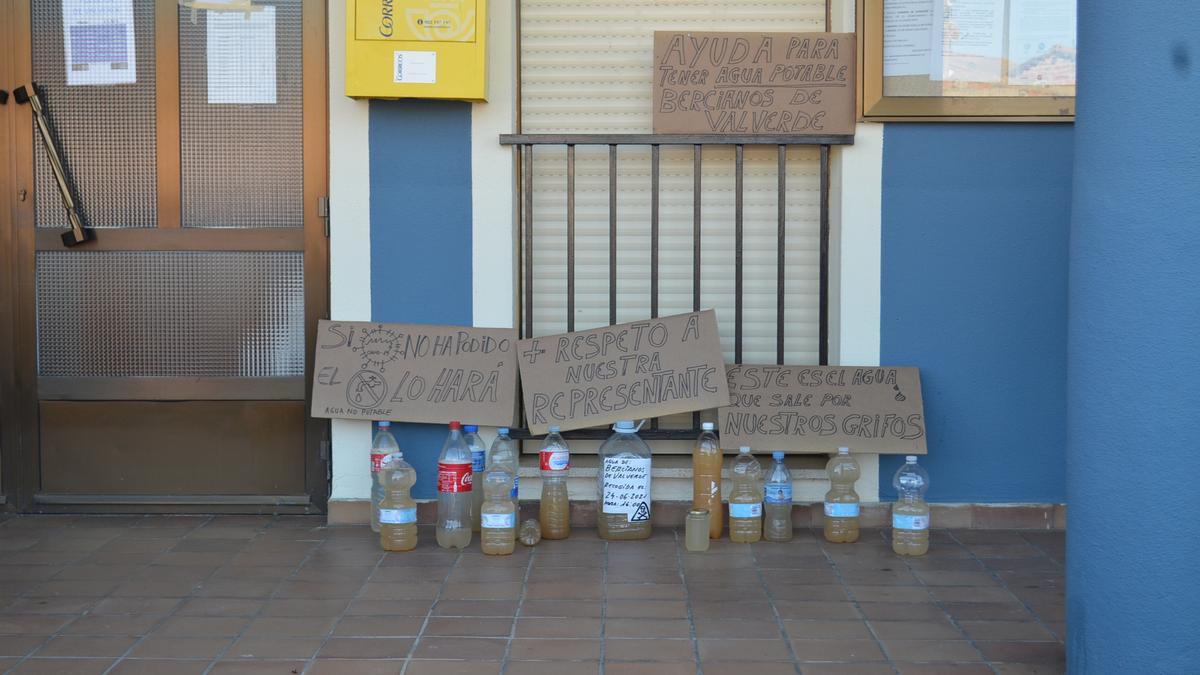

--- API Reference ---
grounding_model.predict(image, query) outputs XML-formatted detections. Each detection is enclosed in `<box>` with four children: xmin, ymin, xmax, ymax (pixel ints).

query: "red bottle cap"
<box><xmin>448</xmin><ymin>420</ymin><xmax>462</xmax><ymax>430</ymax></box>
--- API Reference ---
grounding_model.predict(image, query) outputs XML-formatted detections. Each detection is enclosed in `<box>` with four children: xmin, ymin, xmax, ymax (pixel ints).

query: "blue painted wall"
<box><xmin>879</xmin><ymin>124</ymin><xmax>1072</xmax><ymax>503</ymax></box>
<box><xmin>369</xmin><ymin>100</ymin><xmax>473</xmax><ymax>498</ymax></box>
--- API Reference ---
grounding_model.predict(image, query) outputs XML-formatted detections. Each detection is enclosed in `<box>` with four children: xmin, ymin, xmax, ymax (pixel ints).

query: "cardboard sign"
<box><xmin>652</xmin><ymin>31</ymin><xmax>856</xmax><ymax>136</ymax></box>
<box><xmin>720</xmin><ymin>365</ymin><xmax>927</xmax><ymax>454</ymax></box>
<box><xmin>516</xmin><ymin>310</ymin><xmax>731</xmax><ymax>434</ymax></box>
<box><xmin>311</xmin><ymin>320</ymin><xmax>519</xmax><ymax>426</ymax></box>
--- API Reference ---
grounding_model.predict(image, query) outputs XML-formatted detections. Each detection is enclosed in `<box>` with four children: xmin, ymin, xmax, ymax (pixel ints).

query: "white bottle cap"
<box><xmin>837</xmin><ymin>446</ymin><xmax>850</xmax><ymax>454</ymax></box>
<box><xmin>701</xmin><ymin>422</ymin><xmax>715</xmax><ymax>431</ymax></box>
<box><xmin>613</xmin><ymin>420</ymin><xmax>637</xmax><ymax>432</ymax></box>
<box><xmin>906</xmin><ymin>455</ymin><xmax>918</xmax><ymax>462</ymax></box>
<box><xmin>548</xmin><ymin>426</ymin><xmax>561</xmax><ymax>433</ymax></box>
<box><xmin>739</xmin><ymin>446</ymin><xmax>752</xmax><ymax>454</ymax></box>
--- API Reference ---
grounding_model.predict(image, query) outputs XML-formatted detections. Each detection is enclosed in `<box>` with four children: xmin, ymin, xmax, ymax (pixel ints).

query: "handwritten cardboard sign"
<box><xmin>311</xmin><ymin>320</ymin><xmax>519</xmax><ymax>426</ymax></box>
<box><xmin>720</xmin><ymin>364</ymin><xmax>927</xmax><ymax>454</ymax></box>
<box><xmin>516</xmin><ymin>310</ymin><xmax>731</xmax><ymax>434</ymax></box>
<box><xmin>652</xmin><ymin>31</ymin><xmax>856</xmax><ymax>136</ymax></box>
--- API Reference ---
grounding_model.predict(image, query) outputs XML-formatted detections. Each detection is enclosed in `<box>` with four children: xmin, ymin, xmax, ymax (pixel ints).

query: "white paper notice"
<box><xmin>932</xmin><ymin>0</ymin><xmax>1006</xmax><ymax>83</ymax></box>
<box><xmin>601</xmin><ymin>457</ymin><xmax>651</xmax><ymax>522</ymax></box>
<box><xmin>62</xmin><ymin>0</ymin><xmax>137</xmax><ymax>86</ymax></box>
<box><xmin>883</xmin><ymin>0</ymin><xmax>933</xmax><ymax>77</ymax></box>
<box><xmin>1007</xmin><ymin>0</ymin><xmax>1076</xmax><ymax>86</ymax></box>
<box><xmin>393</xmin><ymin>51</ymin><xmax>437</xmax><ymax>84</ymax></box>
<box><xmin>206</xmin><ymin>6</ymin><xmax>276</xmax><ymax>104</ymax></box>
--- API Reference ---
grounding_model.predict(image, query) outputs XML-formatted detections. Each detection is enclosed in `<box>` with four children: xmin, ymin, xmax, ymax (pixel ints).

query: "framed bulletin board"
<box><xmin>859</xmin><ymin>0</ymin><xmax>1075</xmax><ymax>121</ymax></box>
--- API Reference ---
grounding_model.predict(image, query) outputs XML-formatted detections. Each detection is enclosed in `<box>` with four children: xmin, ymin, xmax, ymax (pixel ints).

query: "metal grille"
<box><xmin>31</xmin><ymin>0</ymin><xmax>158</xmax><ymax>229</ymax></box>
<box><xmin>179</xmin><ymin>1</ymin><xmax>303</xmax><ymax>228</ymax></box>
<box><xmin>36</xmin><ymin>251</ymin><xmax>305</xmax><ymax>377</ymax></box>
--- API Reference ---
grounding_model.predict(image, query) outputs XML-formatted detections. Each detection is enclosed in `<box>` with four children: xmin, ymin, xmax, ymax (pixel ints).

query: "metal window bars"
<box><xmin>499</xmin><ymin>133</ymin><xmax>853</xmax><ymax>440</ymax></box>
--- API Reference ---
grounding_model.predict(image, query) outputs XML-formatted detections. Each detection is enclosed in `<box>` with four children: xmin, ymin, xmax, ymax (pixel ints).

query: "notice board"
<box><xmin>516</xmin><ymin>311</ymin><xmax>731</xmax><ymax>434</ymax></box>
<box><xmin>653</xmin><ymin>31</ymin><xmax>856</xmax><ymax>135</ymax></box>
<box><xmin>720</xmin><ymin>364</ymin><xmax>926</xmax><ymax>454</ymax></box>
<box><xmin>311</xmin><ymin>320</ymin><xmax>519</xmax><ymax>426</ymax></box>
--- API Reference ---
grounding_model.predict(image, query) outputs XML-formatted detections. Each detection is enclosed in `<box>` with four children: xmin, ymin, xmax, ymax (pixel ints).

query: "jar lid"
<box><xmin>688</xmin><ymin>508</ymin><xmax>710</xmax><ymax>516</ymax></box>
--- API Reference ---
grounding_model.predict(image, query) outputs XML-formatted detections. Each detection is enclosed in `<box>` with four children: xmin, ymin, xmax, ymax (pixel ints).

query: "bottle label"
<box><xmin>893</xmin><ymin>513</ymin><xmax>929</xmax><ymax>531</ymax></box>
<box><xmin>601</xmin><ymin>456</ymin><xmax>651</xmax><ymax>521</ymax></box>
<box><xmin>510</xmin><ymin>475</ymin><xmax>520</xmax><ymax>500</ymax></box>
<box><xmin>437</xmin><ymin>461</ymin><xmax>472</xmax><ymax>493</ymax></box>
<box><xmin>824</xmin><ymin>502</ymin><xmax>860</xmax><ymax>518</ymax></box>
<box><xmin>370</xmin><ymin>450</ymin><xmax>387</xmax><ymax>473</ymax></box>
<box><xmin>539</xmin><ymin>449</ymin><xmax>570</xmax><ymax>472</ymax></box>
<box><xmin>481</xmin><ymin>512</ymin><xmax>516</xmax><ymax>529</ymax></box>
<box><xmin>765</xmin><ymin>482</ymin><xmax>792</xmax><ymax>504</ymax></box>
<box><xmin>471</xmin><ymin>450</ymin><xmax>486</xmax><ymax>473</ymax></box>
<box><xmin>729</xmin><ymin>502</ymin><xmax>762</xmax><ymax>518</ymax></box>
<box><xmin>379</xmin><ymin>507</ymin><xmax>417</xmax><ymax>525</ymax></box>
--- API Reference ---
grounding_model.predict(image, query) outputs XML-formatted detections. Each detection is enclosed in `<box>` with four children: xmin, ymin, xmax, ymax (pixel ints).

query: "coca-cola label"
<box><xmin>370</xmin><ymin>451</ymin><xmax>387</xmax><ymax>473</ymax></box>
<box><xmin>540</xmin><ymin>449</ymin><xmax>570</xmax><ymax>472</ymax></box>
<box><xmin>437</xmin><ymin>461</ymin><xmax>473</xmax><ymax>493</ymax></box>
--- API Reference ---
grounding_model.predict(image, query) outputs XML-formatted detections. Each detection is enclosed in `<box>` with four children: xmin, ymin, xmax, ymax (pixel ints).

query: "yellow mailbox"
<box><xmin>346</xmin><ymin>0</ymin><xmax>487</xmax><ymax>101</ymax></box>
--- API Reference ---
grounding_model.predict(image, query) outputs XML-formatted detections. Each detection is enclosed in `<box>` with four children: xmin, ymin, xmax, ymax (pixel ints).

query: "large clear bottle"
<box><xmin>539</xmin><ymin>426</ymin><xmax>571</xmax><ymax>540</ymax></box>
<box><xmin>463</xmin><ymin>425</ymin><xmax>487</xmax><ymax>533</ymax></box>
<box><xmin>892</xmin><ymin>455</ymin><xmax>931</xmax><ymax>556</ymax></box>
<box><xmin>728</xmin><ymin>446</ymin><xmax>763</xmax><ymax>543</ymax></box>
<box><xmin>480</xmin><ymin>466</ymin><xmax>517</xmax><ymax>555</ymax></box>
<box><xmin>369</xmin><ymin>421</ymin><xmax>399</xmax><ymax>533</ymax></box>
<box><xmin>763</xmin><ymin>451</ymin><xmax>793</xmax><ymax>543</ymax></box>
<box><xmin>488</xmin><ymin>427</ymin><xmax>520</xmax><ymax>512</ymax></box>
<box><xmin>823</xmin><ymin>446</ymin><xmax>861</xmax><ymax>543</ymax></box>
<box><xmin>379</xmin><ymin>450</ymin><xmax>418</xmax><ymax>551</ymax></box>
<box><xmin>692</xmin><ymin>422</ymin><xmax>723</xmax><ymax>539</ymax></box>
<box><xmin>598</xmin><ymin>420</ymin><xmax>652</xmax><ymax>540</ymax></box>
<box><xmin>436</xmin><ymin>421</ymin><xmax>473</xmax><ymax>549</ymax></box>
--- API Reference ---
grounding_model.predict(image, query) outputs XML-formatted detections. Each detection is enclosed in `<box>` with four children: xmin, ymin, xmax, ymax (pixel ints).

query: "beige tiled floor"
<box><xmin>0</xmin><ymin>516</ymin><xmax>1065</xmax><ymax>674</ymax></box>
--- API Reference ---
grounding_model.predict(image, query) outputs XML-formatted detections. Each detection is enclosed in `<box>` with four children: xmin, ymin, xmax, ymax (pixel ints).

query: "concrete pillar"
<box><xmin>1067</xmin><ymin>4</ymin><xmax>1200</xmax><ymax>673</ymax></box>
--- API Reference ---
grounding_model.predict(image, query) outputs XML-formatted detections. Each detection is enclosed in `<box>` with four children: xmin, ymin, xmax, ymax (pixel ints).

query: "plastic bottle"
<box><xmin>369</xmin><ymin>421</ymin><xmax>399</xmax><ymax>533</ymax></box>
<box><xmin>728</xmin><ymin>446</ymin><xmax>763</xmax><ymax>543</ymax></box>
<box><xmin>823</xmin><ymin>446</ymin><xmax>861</xmax><ymax>543</ymax></box>
<box><xmin>763</xmin><ymin>451</ymin><xmax>793</xmax><ymax>543</ymax></box>
<box><xmin>692</xmin><ymin>422</ymin><xmax>723</xmax><ymax>539</ymax></box>
<box><xmin>598</xmin><ymin>420</ymin><xmax>653</xmax><ymax>540</ymax></box>
<box><xmin>488</xmin><ymin>427</ymin><xmax>520</xmax><ymax>511</ymax></box>
<box><xmin>539</xmin><ymin>426</ymin><xmax>571</xmax><ymax>540</ymax></box>
<box><xmin>436</xmin><ymin>421</ymin><xmax>473</xmax><ymax>549</ymax></box>
<box><xmin>892</xmin><ymin>455</ymin><xmax>931</xmax><ymax>556</ymax></box>
<box><xmin>480</xmin><ymin>466</ymin><xmax>517</xmax><ymax>555</ymax></box>
<box><xmin>378</xmin><ymin>450</ymin><xmax>418</xmax><ymax>551</ymax></box>
<box><xmin>463</xmin><ymin>425</ymin><xmax>487</xmax><ymax>532</ymax></box>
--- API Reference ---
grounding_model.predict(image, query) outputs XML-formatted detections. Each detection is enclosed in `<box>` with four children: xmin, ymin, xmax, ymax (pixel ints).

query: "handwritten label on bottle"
<box><xmin>602</xmin><ymin>456</ymin><xmax>651</xmax><ymax>521</ymax></box>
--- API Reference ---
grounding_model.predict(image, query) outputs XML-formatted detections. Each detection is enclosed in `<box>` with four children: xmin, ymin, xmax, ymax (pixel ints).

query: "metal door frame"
<box><xmin>0</xmin><ymin>0</ymin><xmax>330</xmax><ymax>513</ymax></box>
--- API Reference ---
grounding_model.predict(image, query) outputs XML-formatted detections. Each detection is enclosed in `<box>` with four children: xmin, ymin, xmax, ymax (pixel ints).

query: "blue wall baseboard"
<box><xmin>880</xmin><ymin>123</ymin><xmax>1072</xmax><ymax>503</ymax></box>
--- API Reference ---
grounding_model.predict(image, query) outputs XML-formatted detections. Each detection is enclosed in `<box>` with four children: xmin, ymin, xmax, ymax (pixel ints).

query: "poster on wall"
<box><xmin>720</xmin><ymin>364</ymin><xmax>927</xmax><ymax>454</ymax></box>
<box><xmin>516</xmin><ymin>310</ymin><xmax>731</xmax><ymax>434</ymax></box>
<box><xmin>652</xmin><ymin>31</ymin><xmax>856</xmax><ymax>136</ymax></box>
<box><xmin>311</xmin><ymin>320</ymin><xmax>519</xmax><ymax>427</ymax></box>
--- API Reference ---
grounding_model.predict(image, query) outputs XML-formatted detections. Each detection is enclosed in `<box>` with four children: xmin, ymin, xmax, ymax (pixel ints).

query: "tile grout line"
<box><xmin>496</xmin><ymin>538</ymin><xmax>536</xmax><ymax>674</ymax></box>
<box><xmin>91</xmin><ymin>515</ymin><xmax>220</xmax><ymax>675</ymax></box>
<box><xmin>598</xmin><ymin>538</ymin><xmax>608</xmax><ymax>675</ymax></box>
<box><xmin>817</xmin><ymin>527</ymin><xmax>900</xmax><ymax>674</ymax></box>
<box><xmin>299</xmin><ymin>535</ymin><xmax>391</xmax><ymax>674</ymax></box>
<box><xmin>948</xmin><ymin>530</ymin><xmax>1064</xmax><ymax>646</ymax></box>
<box><xmin>398</xmin><ymin>541</ymin><xmax>465</xmax><ymax>675</ymax></box>
<box><xmin>672</xmin><ymin>526</ymin><xmax>704</xmax><ymax>675</ymax></box>
<box><xmin>746</xmin><ymin>532</ymin><xmax>804</xmax><ymax>675</ymax></box>
<box><xmin>889</xmin><ymin>528</ymin><xmax>999</xmax><ymax>674</ymax></box>
<box><xmin>198</xmin><ymin>517</ymin><xmax>326</xmax><ymax>675</ymax></box>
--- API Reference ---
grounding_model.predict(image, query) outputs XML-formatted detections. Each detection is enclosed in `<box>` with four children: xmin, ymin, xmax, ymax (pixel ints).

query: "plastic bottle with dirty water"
<box><xmin>692</xmin><ymin>422</ymin><xmax>723</xmax><ymax>539</ymax></box>
<box><xmin>539</xmin><ymin>426</ymin><xmax>571</xmax><ymax>540</ymax></box>
<box><xmin>488</xmin><ymin>427</ymin><xmax>520</xmax><ymax>512</ymax></box>
<box><xmin>379</xmin><ymin>450</ymin><xmax>418</xmax><ymax>552</ymax></box>
<box><xmin>464</xmin><ymin>424</ymin><xmax>487</xmax><ymax>533</ymax></box>
<box><xmin>480</xmin><ymin>466</ymin><xmax>517</xmax><ymax>555</ymax></box>
<box><xmin>763</xmin><ymin>451</ymin><xmax>793</xmax><ymax>543</ymax></box>
<box><xmin>598</xmin><ymin>420</ymin><xmax>653</xmax><ymax>540</ymax></box>
<box><xmin>436</xmin><ymin>421</ymin><xmax>473</xmax><ymax>549</ymax></box>
<box><xmin>728</xmin><ymin>446</ymin><xmax>763</xmax><ymax>543</ymax></box>
<box><xmin>892</xmin><ymin>456</ymin><xmax>931</xmax><ymax>556</ymax></box>
<box><xmin>823</xmin><ymin>447</ymin><xmax>860</xmax><ymax>543</ymax></box>
<box><xmin>369</xmin><ymin>421</ymin><xmax>399</xmax><ymax>534</ymax></box>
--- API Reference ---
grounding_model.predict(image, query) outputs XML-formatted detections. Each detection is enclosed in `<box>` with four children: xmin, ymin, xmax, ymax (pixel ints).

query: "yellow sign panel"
<box><xmin>346</xmin><ymin>0</ymin><xmax>487</xmax><ymax>101</ymax></box>
<box><xmin>355</xmin><ymin>0</ymin><xmax>476</xmax><ymax>43</ymax></box>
